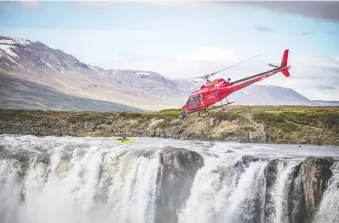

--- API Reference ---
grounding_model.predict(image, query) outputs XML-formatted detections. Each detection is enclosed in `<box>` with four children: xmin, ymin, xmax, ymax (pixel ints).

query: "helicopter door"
<box><xmin>205</xmin><ymin>92</ymin><xmax>218</xmax><ymax>105</ymax></box>
<box><xmin>199</xmin><ymin>94</ymin><xmax>205</xmax><ymax>105</ymax></box>
<box><xmin>188</xmin><ymin>95</ymin><xmax>199</xmax><ymax>109</ymax></box>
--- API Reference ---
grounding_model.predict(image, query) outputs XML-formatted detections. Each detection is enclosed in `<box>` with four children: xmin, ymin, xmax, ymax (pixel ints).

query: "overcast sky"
<box><xmin>0</xmin><ymin>1</ymin><xmax>338</xmax><ymax>100</ymax></box>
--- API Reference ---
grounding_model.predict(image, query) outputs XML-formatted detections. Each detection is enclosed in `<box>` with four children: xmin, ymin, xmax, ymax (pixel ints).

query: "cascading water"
<box><xmin>0</xmin><ymin>134</ymin><xmax>338</xmax><ymax>223</ymax></box>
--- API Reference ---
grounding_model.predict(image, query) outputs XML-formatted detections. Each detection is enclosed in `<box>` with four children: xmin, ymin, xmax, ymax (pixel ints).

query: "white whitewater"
<box><xmin>0</xmin><ymin>135</ymin><xmax>339</xmax><ymax>223</ymax></box>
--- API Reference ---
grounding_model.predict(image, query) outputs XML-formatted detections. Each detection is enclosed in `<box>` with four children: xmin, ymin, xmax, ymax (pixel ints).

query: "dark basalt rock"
<box><xmin>263</xmin><ymin>159</ymin><xmax>280</xmax><ymax>222</ymax></box>
<box><xmin>300</xmin><ymin>157</ymin><xmax>334</xmax><ymax>221</ymax></box>
<box><xmin>242</xmin><ymin>155</ymin><xmax>260</xmax><ymax>166</ymax></box>
<box><xmin>288</xmin><ymin>156</ymin><xmax>335</xmax><ymax>223</ymax></box>
<box><xmin>155</xmin><ymin>146</ymin><xmax>204</xmax><ymax>223</ymax></box>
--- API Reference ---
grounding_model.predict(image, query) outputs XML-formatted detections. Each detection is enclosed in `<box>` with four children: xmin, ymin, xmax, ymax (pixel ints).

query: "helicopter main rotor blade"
<box><xmin>173</xmin><ymin>53</ymin><xmax>263</xmax><ymax>82</ymax></box>
<box><xmin>199</xmin><ymin>54</ymin><xmax>263</xmax><ymax>80</ymax></box>
<box><xmin>187</xmin><ymin>79</ymin><xmax>205</xmax><ymax>93</ymax></box>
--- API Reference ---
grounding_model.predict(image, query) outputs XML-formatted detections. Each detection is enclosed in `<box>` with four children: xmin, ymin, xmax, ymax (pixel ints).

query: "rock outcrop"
<box><xmin>288</xmin><ymin>157</ymin><xmax>335</xmax><ymax>223</ymax></box>
<box><xmin>155</xmin><ymin>147</ymin><xmax>204</xmax><ymax>223</ymax></box>
<box><xmin>263</xmin><ymin>159</ymin><xmax>280</xmax><ymax>222</ymax></box>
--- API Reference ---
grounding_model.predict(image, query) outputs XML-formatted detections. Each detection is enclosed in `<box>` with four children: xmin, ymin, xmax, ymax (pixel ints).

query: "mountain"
<box><xmin>0</xmin><ymin>35</ymin><xmax>197</xmax><ymax>110</ymax></box>
<box><xmin>227</xmin><ymin>85</ymin><xmax>313</xmax><ymax>105</ymax></box>
<box><xmin>311</xmin><ymin>100</ymin><xmax>339</xmax><ymax>106</ymax></box>
<box><xmin>0</xmin><ymin>74</ymin><xmax>143</xmax><ymax>111</ymax></box>
<box><xmin>228</xmin><ymin>85</ymin><xmax>339</xmax><ymax>106</ymax></box>
<box><xmin>0</xmin><ymin>35</ymin><xmax>337</xmax><ymax>111</ymax></box>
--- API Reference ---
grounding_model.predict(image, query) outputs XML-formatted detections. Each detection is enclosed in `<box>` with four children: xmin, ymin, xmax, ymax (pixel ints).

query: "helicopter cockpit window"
<box><xmin>189</xmin><ymin>95</ymin><xmax>198</xmax><ymax>109</ymax></box>
<box><xmin>190</xmin><ymin>95</ymin><xmax>198</xmax><ymax>102</ymax></box>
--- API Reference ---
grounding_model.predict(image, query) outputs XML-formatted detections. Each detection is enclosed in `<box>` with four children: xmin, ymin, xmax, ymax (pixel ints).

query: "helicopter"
<box><xmin>179</xmin><ymin>49</ymin><xmax>291</xmax><ymax>119</ymax></box>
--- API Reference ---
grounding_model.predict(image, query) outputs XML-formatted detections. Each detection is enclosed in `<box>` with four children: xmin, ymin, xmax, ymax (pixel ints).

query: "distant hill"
<box><xmin>311</xmin><ymin>100</ymin><xmax>339</xmax><ymax>106</ymax></box>
<box><xmin>0</xmin><ymin>35</ymin><xmax>192</xmax><ymax>110</ymax></box>
<box><xmin>0</xmin><ymin>35</ymin><xmax>337</xmax><ymax>111</ymax></box>
<box><xmin>228</xmin><ymin>85</ymin><xmax>313</xmax><ymax>105</ymax></box>
<box><xmin>0</xmin><ymin>74</ymin><xmax>143</xmax><ymax>112</ymax></box>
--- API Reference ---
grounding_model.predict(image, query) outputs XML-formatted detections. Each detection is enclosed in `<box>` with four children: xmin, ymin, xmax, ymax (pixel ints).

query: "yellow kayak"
<box><xmin>116</xmin><ymin>138</ymin><xmax>134</xmax><ymax>144</ymax></box>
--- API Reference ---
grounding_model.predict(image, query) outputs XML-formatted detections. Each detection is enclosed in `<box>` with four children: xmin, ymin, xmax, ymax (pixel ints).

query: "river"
<box><xmin>0</xmin><ymin>134</ymin><xmax>338</xmax><ymax>223</ymax></box>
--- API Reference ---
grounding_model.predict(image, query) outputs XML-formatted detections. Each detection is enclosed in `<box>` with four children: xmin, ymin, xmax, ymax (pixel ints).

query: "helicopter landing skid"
<box><xmin>205</xmin><ymin>101</ymin><xmax>235</xmax><ymax>113</ymax></box>
<box><xmin>179</xmin><ymin>100</ymin><xmax>235</xmax><ymax>119</ymax></box>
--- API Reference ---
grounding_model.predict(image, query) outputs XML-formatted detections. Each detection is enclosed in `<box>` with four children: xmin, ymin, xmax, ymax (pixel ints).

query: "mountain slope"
<box><xmin>0</xmin><ymin>36</ymin><xmax>89</xmax><ymax>72</ymax></box>
<box><xmin>0</xmin><ymin>35</ymin><xmax>192</xmax><ymax>110</ymax></box>
<box><xmin>0</xmin><ymin>73</ymin><xmax>143</xmax><ymax>112</ymax></box>
<box><xmin>1</xmin><ymin>35</ymin><xmax>337</xmax><ymax>110</ymax></box>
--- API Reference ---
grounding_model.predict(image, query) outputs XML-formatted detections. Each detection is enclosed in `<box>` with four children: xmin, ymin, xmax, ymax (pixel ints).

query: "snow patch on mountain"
<box><xmin>0</xmin><ymin>35</ymin><xmax>90</xmax><ymax>72</ymax></box>
<box><xmin>135</xmin><ymin>72</ymin><xmax>150</xmax><ymax>77</ymax></box>
<box><xmin>0</xmin><ymin>45</ymin><xmax>20</xmax><ymax>59</ymax></box>
<box><xmin>0</xmin><ymin>37</ymin><xmax>37</xmax><ymax>45</ymax></box>
<box><xmin>0</xmin><ymin>40</ymin><xmax>15</xmax><ymax>45</ymax></box>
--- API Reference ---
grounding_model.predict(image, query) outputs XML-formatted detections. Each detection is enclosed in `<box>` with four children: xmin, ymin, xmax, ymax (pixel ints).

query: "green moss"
<box><xmin>212</xmin><ymin>111</ymin><xmax>248</xmax><ymax>124</ymax></box>
<box><xmin>143</xmin><ymin>108</ymin><xmax>181</xmax><ymax>117</ymax></box>
<box><xmin>281</xmin><ymin>112</ymin><xmax>339</xmax><ymax>131</ymax></box>
<box><xmin>253</xmin><ymin>112</ymin><xmax>295</xmax><ymax>131</ymax></box>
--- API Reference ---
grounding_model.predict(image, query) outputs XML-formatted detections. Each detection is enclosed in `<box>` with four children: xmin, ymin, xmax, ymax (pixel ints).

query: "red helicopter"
<box><xmin>179</xmin><ymin>49</ymin><xmax>291</xmax><ymax>118</ymax></box>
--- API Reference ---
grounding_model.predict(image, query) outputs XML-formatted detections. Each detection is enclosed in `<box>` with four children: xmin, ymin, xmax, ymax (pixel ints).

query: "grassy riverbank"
<box><xmin>0</xmin><ymin>105</ymin><xmax>338</xmax><ymax>145</ymax></box>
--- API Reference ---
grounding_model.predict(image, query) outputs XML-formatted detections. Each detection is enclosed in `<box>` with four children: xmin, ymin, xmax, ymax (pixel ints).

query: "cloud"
<box><xmin>7</xmin><ymin>1</ymin><xmax>339</xmax><ymax>24</ymax></box>
<box><xmin>264</xmin><ymin>55</ymin><xmax>339</xmax><ymax>100</ymax></box>
<box><xmin>7</xmin><ymin>0</ymin><xmax>40</xmax><ymax>8</ymax></box>
<box><xmin>254</xmin><ymin>25</ymin><xmax>273</xmax><ymax>32</ymax></box>
<box><xmin>300</xmin><ymin>32</ymin><xmax>311</xmax><ymax>36</ymax></box>
<box><xmin>68</xmin><ymin>0</ymin><xmax>209</xmax><ymax>9</ymax></box>
<box><xmin>93</xmin><ymin>51</ymin><xmax>339</xmax><ymax>100</ymax></box>
<box><xmin>177</xmin><ymin>46</ymin><xmax>238</xmax><ymax>62</ymax></box>
<box><xmin>224</xmin><ymin>1</ymin><xmax>339</xmax><ymax>23</ymax></box>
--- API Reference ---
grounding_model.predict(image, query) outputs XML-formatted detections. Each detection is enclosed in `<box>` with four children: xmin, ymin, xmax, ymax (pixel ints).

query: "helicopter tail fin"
<box><xmin>281</xmin><ymin>68</ymin><xmax>290</xmax><ymax>77</ymax></box>
<box><xmin>280</xmin><ymin>49</ymin><xmax>289</xmax><ymax>68</ymax></box>
<box><xmin>280</xmin><ymin>49</ymin><xmax>290</xmax><ymax>77</ymax></box>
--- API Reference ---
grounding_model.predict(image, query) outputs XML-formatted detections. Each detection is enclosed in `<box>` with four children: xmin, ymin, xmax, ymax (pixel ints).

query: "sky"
<box><xmin>0</xmin><ymin>0</ymin><xmax>339</xmax><ymax>100</ymax></box>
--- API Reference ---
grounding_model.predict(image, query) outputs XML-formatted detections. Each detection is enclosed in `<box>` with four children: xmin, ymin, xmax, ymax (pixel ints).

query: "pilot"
<box><xmin>227</xmin><ymin>78</ymin><xmax>231</xmax><ymax>83</ymax></box>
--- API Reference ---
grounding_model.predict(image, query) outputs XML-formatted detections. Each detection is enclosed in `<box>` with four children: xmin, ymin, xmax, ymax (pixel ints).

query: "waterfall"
<box><xmin>0</xmin><ymin>135</ymin><xmax>338</xmax><ymax>223</ymax></box>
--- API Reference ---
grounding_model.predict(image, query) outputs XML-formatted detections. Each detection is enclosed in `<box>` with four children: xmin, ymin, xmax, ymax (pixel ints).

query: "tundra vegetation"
<box><xmin>0</xmin><ymin>105</ymin><xmax>338</xmax><ymax>145</ymax></box>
